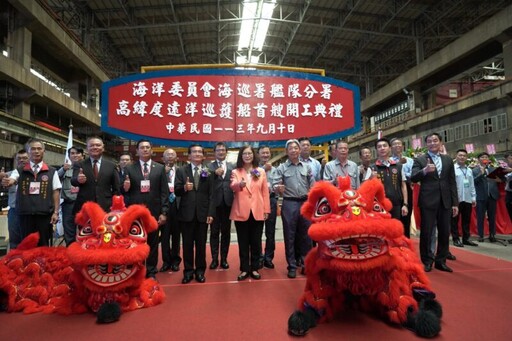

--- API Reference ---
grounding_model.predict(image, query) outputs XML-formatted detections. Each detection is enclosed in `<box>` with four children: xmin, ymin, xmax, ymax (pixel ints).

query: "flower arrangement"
<box><xmin>200</xmin><ymin>168</ymin><xmax>210</xmax><ymax>178</ymax></box>
<box><xmin>251</xmin><ymin>168</ymin><xmax>261</xmax><ymax>179</ymax></box>
<box><xmin>464</xmin><ymin>152</ymin><xmax>504</xmax><ymax>168</ymax></box>
<box><xmin>404</xmin><ymin>147</ymin><xmax>427</xmax><ymax>158</ymax></box>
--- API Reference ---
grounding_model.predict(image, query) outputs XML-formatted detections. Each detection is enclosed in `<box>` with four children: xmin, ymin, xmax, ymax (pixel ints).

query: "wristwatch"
<box><xmin>402</xmin><ymin>203</ymin><xmax>408</xmax><ymax>207</ymax></box>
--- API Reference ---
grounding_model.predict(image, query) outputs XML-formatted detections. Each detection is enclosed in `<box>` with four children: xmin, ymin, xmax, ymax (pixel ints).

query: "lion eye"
<box><xmin>129</xmin><ymin>220</ymin><xmax>145</xmax><ymax>238</ymax></box>
<box><xmin>315</xmin><ymin>197</ymin><xmax>331</xmax><ymax>217</ymax></box>
<box><xmin>78</xmin><ymin>220</ymin><xmax>93</xmax><ymax>237</ymax></box>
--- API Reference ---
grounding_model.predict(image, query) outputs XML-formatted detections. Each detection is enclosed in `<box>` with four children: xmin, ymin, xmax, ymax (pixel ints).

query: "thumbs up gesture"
<box><xmin>77</xmin><ymin>168</ymin><xmax>87</xmax><ymax>183</ymax></box>
<box><xmin>185</xmin><ymin>176</ymin><xmax>193</xmax><ymax>191</ymax></box>
<box><xmin>239</xmin><ymin>177</ymin><xmax>246</xmax><ymax>189</ymax></box>
<box><xmin>0</xmin><ymin>167</ymin><xmax>5</xmax><ymax>179</ymax></box>
<box><xmin>123</xmin><ymin>174</ymin><xmax>130</xmax><ymax>192</ymax></box>
<box><xmin>424</xmin><ymin>158</ymin><xmax>436</xmax><ymax>174</ymax></box>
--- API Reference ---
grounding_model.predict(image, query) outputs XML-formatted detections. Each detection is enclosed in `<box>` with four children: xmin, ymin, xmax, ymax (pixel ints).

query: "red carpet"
<box><xmin>1</xmin><ymin>242</ymin><xmax>511</xmax><ymax>340</ymax></box>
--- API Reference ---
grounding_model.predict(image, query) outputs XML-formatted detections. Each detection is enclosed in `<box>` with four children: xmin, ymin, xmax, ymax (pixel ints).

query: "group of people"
<box><xmin>1</xmin><ymin>133</ymin><xmax>511</xmax><ymax>282</ymax></box>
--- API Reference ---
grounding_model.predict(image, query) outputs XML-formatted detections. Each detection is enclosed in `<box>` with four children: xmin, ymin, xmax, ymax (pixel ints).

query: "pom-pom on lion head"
<box><xmin>301</xmin><ymin>177</ymin><xmax>404</xmax><ymax>268</ymax></box>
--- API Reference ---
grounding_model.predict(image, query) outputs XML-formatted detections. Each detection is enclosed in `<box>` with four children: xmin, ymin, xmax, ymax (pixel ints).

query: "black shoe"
<box><xmin>453</xmin><ymin>239</ymin><xmax>464</xmax><ymax>247</ymax></box>
<box><xmin>159</xmin><ymin>264</ymin><xmax>171</xmax><ymax>272</ymax></box>
<box><xmin>209</xmin><ymin>260</ymin><xmax>219</xmax><ymax>269</ymax></box>
<box><xmin>424</xmin><ymin>263</ymin><xmax>432</xmax><ymax>272</ymax></box>
<box><xmin>463</xmin><ymin>240</ymin><xmax>478</xmax><ymax>247</ymax></box>
<box><xmin>237</xmin><ymin>272</ymin><xmax>249</xmax><ymax>281</ymax></box>
<box><xmin>446</xmin><ymin>253</ymin><xmax>456</xmax><ymax>261</ymax></box>
<box><xmin>196</xmin><ymin>274</ymin><xmax>206</xmax><ymax>283</ymax></box>
<box><xmin>509</xmin><ymin>239</ymin><xmax>512</xmax><ymax>244</ymax></box>
<box><xmin>478</xmin><ymin>237</ymin><xmax>484</xmax><ymax>242</ymax></box>
<box><xmin>258</xmin><ymin>259</ymin><xmax>264</xmax><ymax>270</ymax></box>
<box><xmin>171</xmin><ymin>264</ymin><xmax>180</xmax><ymax>272</ymax></box>
<box><xmin>146</xmin><ymin>273</ymin><xmax>157</xmax><ymax>280</ymax></box>
<box><xmin>489</xmin><ymin>235</ymin><xmax>497</xmax><ymax>243</ymax></box>
<box><xmin>263</xmin><ymin>260</ymin><xmax>275</xmax><ymax>269</ymax></box>
<box><xmin>435</xmin><ymin>263</ymin><xmax>453</xmax><ymax>272</ymax></box>
<box><xmin>250</xmin><ymin>271</ymin><xmax>261</xmax><ymax>280</ymax></box>
<box><xmin>220</xmin><ymin>260</ymin><xmax>229</xmax><ymax>269</ymax></box>
<box><xmin>182</xmin><ymin>276</ymin><xmax>193</xmax><ymax>284</ymax></box>
<box><xmin>287</xmin><ymin>269</ymin><xmax>296</xmax><ymax>278</ymax></box>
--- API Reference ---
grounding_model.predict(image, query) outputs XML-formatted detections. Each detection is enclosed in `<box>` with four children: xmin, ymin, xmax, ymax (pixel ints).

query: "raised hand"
<box><xmin>123</xmin><ymin>174</ymin><xmax>130</xmax><ymax>192</ymax></box>
<box><xmin>77</xmin><ymin>168</ymin><xmax>87</xmax><ymax>183</ymax></box>
<box><xmin>424</xmin><ymin>158</ymin><xmax>436</xmax><ymax>174</ymax></box>
<box><xmin>185</xmin><ymin>176</ymin><xmax>194</xmax><ymax>191</ymax></box>
<box><xmin>239</xmin><ymin>177</ymin><xmax>247</xmax><ymax>189</ymax></box>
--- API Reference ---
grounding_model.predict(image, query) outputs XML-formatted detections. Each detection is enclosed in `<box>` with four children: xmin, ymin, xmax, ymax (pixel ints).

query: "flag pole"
<box><xmin>64</xmin><ymin>124</ymin><xmax>74</xmax><ymax>164</ymax></box>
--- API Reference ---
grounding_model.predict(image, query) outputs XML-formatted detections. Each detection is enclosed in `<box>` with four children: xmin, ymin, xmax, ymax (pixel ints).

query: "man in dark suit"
<box><xmin>118</xmin><ymin>152</ymin><xmax>132</xmax><ymax>202</ymax></box>
<box><xmin>71</xmin><ymin>136</ymin><xmax>120</xmax><ymax>216</ymax></box>
<box><xmin>160</xmin><ymin>148</ymin><xmax>181</xmax><ymax>273</ymax></box>
<box><xmin>473</xmin><ymin>152</ymin><xmax>500</xmax><ymax>242</ymax></box>
<box><xmin>207</xmin><ymin>142</ymin><xmax>234</xmax><ymax>270</ymax></box>
<box><xmin>411</xmin><ymin>133</ymin><xmax>458</xmax><ymax>273</ymax></box>
<box><xmin>174</xmin><ymin>144</ymin><xmax>215</xmax><ymax>284</ymax></box>
<box><xmin>123</xmin><ymin>139</ymin><xmax>169</xmax><ymax>279</ymax></box>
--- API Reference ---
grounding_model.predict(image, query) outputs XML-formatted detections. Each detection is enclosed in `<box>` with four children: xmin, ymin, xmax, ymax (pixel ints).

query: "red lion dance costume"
<box><xmin>0</xmin><ymin>196</ymin><xmax>165</xmax><ymax>323</ymax></box>
<box><xmin>288</xmin><ymin>178</ymin><xmax>442</xmax><ymax>338</ymax></box>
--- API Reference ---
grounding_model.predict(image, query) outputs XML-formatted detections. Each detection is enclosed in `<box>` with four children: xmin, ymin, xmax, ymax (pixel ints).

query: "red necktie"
<box><xmin>93</xmin><ymin>160</ymin><xmax>99</xmax><ymax>179</ymax></box>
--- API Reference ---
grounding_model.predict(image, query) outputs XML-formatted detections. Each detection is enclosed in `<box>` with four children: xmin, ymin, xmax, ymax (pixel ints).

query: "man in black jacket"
<box><xmin>411</xmin><ymin>133</ymin><xmax>458</xmax><ymax>273</ymax></box>
<box><xmin>174</xmin><ymin>144</ymin><xmax>215</xmax><ymax>284</ymax></box>
<box><xmin>123</xmin><ymin>139</ymin><xmax>169</xmax><ymax>279</ymax></box>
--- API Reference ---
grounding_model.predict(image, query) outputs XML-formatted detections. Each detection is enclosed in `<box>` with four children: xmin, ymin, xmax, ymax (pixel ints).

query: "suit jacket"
<box><xmin>124</xmin><ymin>161</ymin><xmax>170</xmax><ymax>219</ymax></box>
<box><xmin>473</xmin><ymin>166</ymin><xmax>500</xmax><ymax>200</ymax></box>
<box><xmin>411</xmin><ymin>153</ymin><xmax>458</xmax><ymax>210</ymax></box>
<box><xmin>208</xmin><ymin>160</ymin><xmax>234</xmax><ymax>207</ymax></box>
<box><xmin>229</xmin><ymin>167</ymin><xmax>270</xmax><ymax>221</ymax></box>
<box><xmin>174</xmin><ymin>163</ymin><xmax>215</xmax><ymax>223</ymax></box>
<box><xmin>71</xmin><ymin>157</ymin><xmax>120</xmax><ymax>214</ymax></box>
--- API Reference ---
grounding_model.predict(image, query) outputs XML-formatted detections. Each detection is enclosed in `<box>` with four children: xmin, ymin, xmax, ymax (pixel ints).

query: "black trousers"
<box><xmin>160</xmin><ymin>202</ymin><xmax>181</xmax><ymax>267</ymax></box>
<box><xmin>400</xmin><ymin>183</ymin><xmax>413</xmax><ymax>238</ymax></box>
<box><xmin>19</xmin><ymin>214</ymin><xmax>52</xmax><ymax>247</ymax></box>
<box><xmin>262</xmin><ymin>196</ymin><xmax>278</xmax><ymax>261</ymax></box>
<box><xmin>210</xmin><ymin>202</ymin><xmax>231</xmax><ymax>261</ymax></box>
<box><xmin>182</xmin><ymin>217</ymin><xmax>208</xmax><ymax>277</ymax></box>
<box><xmin>235</xmin><ymin>212</ymin><xmax>263</xmax><ymax>272</ymax></box>
<box><xmin>419</xmin><ymin>204</ymin><xmax>451</xmax><ymax>265</ymax></box>
<box><xmin>451</xmin><ymin>201</ymin><xmax>472</xmax><ymax>241</ymax></box>
<box><xmin>146</xmin><ymin>230</ymin><xmax>159</xmax><ymax>276</ymax></box>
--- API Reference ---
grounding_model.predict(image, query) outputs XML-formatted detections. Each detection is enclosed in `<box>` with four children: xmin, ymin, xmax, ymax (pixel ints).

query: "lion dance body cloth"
<box><xmin>288</xmin><ymin>178</ymin><xmax>442</xmax><ymax>338</ymax></box>
<box><xmin>0</xmin><ymin>196</ymin><xmax>165</xmax><ymax>322</ymax></box>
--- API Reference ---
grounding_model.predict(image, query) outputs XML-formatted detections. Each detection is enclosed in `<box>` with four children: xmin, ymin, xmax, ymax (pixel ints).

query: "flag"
<box><xmin>64</xmin><ymin>126</ymin><xmax>73</xmax><ymax>164</ymax></box>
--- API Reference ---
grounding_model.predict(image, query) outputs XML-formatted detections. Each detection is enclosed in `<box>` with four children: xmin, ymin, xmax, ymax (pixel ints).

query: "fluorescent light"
<box><xmin>2</xmin><ymin>50</ymin><xmax>8</xmax><ymax>57</ymax></box>
<box><xmin>238</xmin><ymin>0</ymin><xmax>276</xmax><ymax>52</ymax></box>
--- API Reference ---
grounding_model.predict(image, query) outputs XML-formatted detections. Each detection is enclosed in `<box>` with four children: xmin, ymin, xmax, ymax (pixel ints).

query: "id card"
<box><xmin>141</xmin><ymin>179</ymin><xmax>150</xmax><ymax>193</ymax></box>
<box><xmin>463</xmin><ymin>178</ymin><xmax>470</xmax><ymax>188</ymax></box>
<box><xmin>29</xmin><ymin>182</ymin><xmax>41</xmax><ymax>195</ymax></box>
<box><xmin>168</xmin><ymin>183</ymin><xmax>174</xmax><ymax>193</ymax></box>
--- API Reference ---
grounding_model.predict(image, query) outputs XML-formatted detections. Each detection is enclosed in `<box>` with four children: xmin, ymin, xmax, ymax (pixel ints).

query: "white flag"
<box><xmin>64</xmin><ymin>126</ymin><xmax>73</xmax><ymax>164</ymax></box>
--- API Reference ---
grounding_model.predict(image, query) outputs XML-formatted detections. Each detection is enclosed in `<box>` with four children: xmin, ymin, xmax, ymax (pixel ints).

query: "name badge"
<box><xmin>168</xmin><ymin>183</ymin><xmax>174</xmax><ymax>193</ymax></box>
<box><xmin>141</xmin><ymin>179</ymin><xmax>150</xmax><ymax>193</ymax></box>
<box><xmin>463</xmin><ymin>178</ymin><xmax>470</xmax><ymax>188</ymax></box>
<box><xmin>29</xmin><ymin>182</ymin><xmax>41</xmax><ymax>195</ymax></box>
<box><xmin>70</xmin><ymin>186</ymin><xmax>80</xmax><ymax>193</ymax></box>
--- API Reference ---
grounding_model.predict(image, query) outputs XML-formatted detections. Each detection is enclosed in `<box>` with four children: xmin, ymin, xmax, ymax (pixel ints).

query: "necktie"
<box><xmin>193</xmin><ymin>166</ymin><xmax>200</xmax><ymax>189</ymax></box>
<box><xmin>220</xmin><ymin>161</ymin><xmax>225</xmax><ymax>179</ymax></box>
<box><xmin>433</xmin><ymin>155</ymin><xmax>442</xmax><ymax>176</ymax></box>
<box><xmin>93</xmin><ymin>160</ymin><xmax>99</xmax><ymax>179</ymax></box>
<box><xmin>143</xmin><ymin>162</ymin><xmax>149</xmax><ymax>179</ymax></box>
<box><xmin>33</xmin><ymin>164</ymin><xmax>39</xmax><ymax>177</ymax></box>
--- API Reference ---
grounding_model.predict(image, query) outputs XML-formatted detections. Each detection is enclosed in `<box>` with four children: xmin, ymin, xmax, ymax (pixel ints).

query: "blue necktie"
<box><xmin>433</xmin><ymin>155</ymin><xmax>442</xmax><ymax>176</ymax></box>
